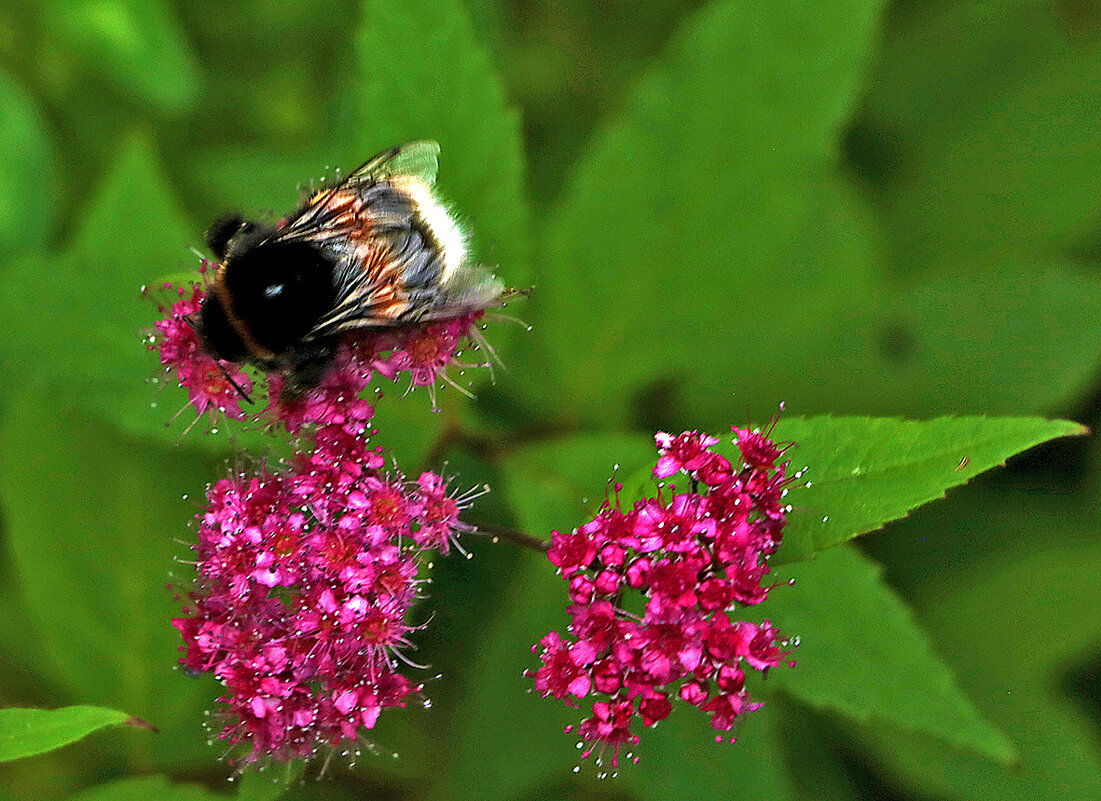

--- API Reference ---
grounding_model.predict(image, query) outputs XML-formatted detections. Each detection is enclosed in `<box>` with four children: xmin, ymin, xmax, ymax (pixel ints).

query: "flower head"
<box><xmin>156</xmin><ymin>262</ymin><xmax>494</xmax><ymax>765</ymax></box>
<box><xmin>174</xmin><ymin>418</ymin><xmax>484</xmax><ymax>763</ymax></box>
<box><xmin>529</xmin><ymin>425</ymin><xmax>797</xmax><ymax>770</ymax></box>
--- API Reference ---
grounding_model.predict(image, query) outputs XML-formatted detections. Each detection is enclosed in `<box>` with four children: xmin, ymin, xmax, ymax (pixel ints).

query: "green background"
<box><xmin>1</xmin><ymin>0</ymin><xmax>1100</xmax><ymax>799</ymax></box>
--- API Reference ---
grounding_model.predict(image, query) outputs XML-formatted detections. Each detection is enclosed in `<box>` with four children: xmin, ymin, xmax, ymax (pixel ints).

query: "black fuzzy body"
<box><xmin>222</xmin><ymin>239</ymin><xmax>338</xmax><ymax>354</ymax></box>
<box><xmin>198</xmin><ymin>215</ymin><xmax>341</xmax><ymax>391</ymax></box>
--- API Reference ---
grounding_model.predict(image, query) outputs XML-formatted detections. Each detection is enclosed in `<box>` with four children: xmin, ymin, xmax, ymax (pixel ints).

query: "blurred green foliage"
<box><xmin>0</xmin><ymin>0</ymin><xmax>1100</xmax><ymax>799</ymax></box>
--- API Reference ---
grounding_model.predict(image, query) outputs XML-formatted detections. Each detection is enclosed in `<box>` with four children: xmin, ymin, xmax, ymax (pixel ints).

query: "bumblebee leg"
<box><xmin>283</xmin><ymin>337</ymin><xmax>339</xmax><ymax>398</ymax></box>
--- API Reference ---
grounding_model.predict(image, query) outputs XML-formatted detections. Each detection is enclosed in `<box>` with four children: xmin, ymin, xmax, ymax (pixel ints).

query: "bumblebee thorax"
<box><xmin>202</xmin><ymin>239</ymin><xmax>338</xmax><ymax>362</ymax></box>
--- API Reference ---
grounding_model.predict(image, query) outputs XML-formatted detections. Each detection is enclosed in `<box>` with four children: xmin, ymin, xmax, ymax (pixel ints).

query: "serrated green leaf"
<box><xmin>0</xmin><ymin>384</ymin><xmax>213</xmax><ymax>767</ymax></box>
<box><xmin>751</xmin><ymin>545</ymin><xmax>1014</xmax><ymax>762</ymax></box>
<box><xmin>529</xmin><ymin>0</ymin><xmax>887</xmax><ymax>426</ymax></box>
<box><xmin>850</xmin><ymin>540</ymin><xmax>1101</xmax><ymax>800</ymax></box>
<box><xmin>66</xmin><ymin>775</ymin><xmax>229</xmax><ymax>801</ymax></box>
<box><xmin>862</xmin><ymin>1</ymin><xmax>1101</xmax><ymax>272</ymax></box>
<box><xmin>771</xmin><ymin>415</ymin><xmax>1086</xmax><ymax>561</ymax></box>
<box><xmin>342</xmin><ymin>0</ymin><xmax>530</xmax><ymax>288</ymax></box>
<box><xmin>0</xmin><ymin>706</ymin><xmax>131</xmax><ymax>763</ymax></box>
<box><xmin>0</xmin><ymin>70</ymin><xmax>53</xmax><ymax>259</ymax></box>
<box><xmin>44</xmin><ymin>0</ymin><xmax>201</xmax><ymax>113</ymax></box>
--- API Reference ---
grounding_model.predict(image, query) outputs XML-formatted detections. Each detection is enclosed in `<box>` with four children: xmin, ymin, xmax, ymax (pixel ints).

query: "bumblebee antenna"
<box><xmin>217</xmin><ymin>361</ymin><xmax>255</xmax><ymax>405</ymax></box>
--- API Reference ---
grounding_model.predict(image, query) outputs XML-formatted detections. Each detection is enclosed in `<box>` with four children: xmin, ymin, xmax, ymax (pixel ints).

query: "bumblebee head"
<box><xmin>197</xmin><ymin>292</ymin><xmax>249</xmax><ymax>364</ymax></box>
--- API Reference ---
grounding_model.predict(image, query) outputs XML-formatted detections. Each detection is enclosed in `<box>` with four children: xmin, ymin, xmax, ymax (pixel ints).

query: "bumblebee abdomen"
<box><xmin>387</xmin><ymin>176</ymin><xmax>468</xmax><ymax>284</ymax></box>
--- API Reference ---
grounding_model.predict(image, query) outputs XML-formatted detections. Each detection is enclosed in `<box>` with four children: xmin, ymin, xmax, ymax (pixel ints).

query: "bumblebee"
<box><xmin>198</xmin><ymin>141</ymin><xmax>505</xmax><ymax>391</ymax></box>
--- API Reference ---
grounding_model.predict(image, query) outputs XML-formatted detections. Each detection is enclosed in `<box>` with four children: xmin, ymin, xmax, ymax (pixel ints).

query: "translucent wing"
<box><xmin>347</xmin><ymin>140</ymin><xmax>440</xmax><ymax>186</ymax></box>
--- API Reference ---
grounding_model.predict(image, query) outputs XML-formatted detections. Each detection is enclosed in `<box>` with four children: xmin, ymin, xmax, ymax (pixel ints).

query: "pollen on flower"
<box><xmin>370</xmin><ymin>312</ymin><xmax>490</xmax><ymax>405</ymax></box>
<box><xmin>528</xmin><ymin>424</ymin><xmax>796</xmax><ymax>769</ymax></box>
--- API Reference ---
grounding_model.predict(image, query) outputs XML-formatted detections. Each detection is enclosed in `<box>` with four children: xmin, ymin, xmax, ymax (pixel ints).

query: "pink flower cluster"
<box><xmin>530</xmin><ymin>427</ymin><xmax>794</xmax><ymax>770</ymax></box>
<box><xmin>154</xmin><ymin>270</ymin><xmax>486</xmax><ymax>763</ymax></box>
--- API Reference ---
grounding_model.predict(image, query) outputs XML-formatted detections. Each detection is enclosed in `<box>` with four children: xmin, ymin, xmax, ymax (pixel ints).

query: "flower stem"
<box><xmin>471</xmin><ymin>520</ymin><xmax>550</xmax><ymax>552</ymax></box>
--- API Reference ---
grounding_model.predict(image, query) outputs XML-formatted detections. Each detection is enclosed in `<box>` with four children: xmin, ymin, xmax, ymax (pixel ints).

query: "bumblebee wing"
<box><xmin>309</xmin><ymin>237</ymin><xmax>506</xmax><ymax>337</ymax></box>
<box><xmin>347</xmin><ymin>140</ymin><xmax>440</xmax><ymax>186</ymax></box>
<box><xmin>275</xmin><ymin>141</ymin><xmax>440</xmax><ymax>243</ymax></box>
<box><xmin>257</xmin><ymin>140</ymin><xmax>500</xmax><ymax>337</ymax></box>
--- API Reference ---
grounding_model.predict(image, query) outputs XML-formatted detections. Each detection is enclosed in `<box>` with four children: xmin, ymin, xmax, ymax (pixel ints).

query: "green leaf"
<box><xmin>0</xmin><ymin>706</ymin><xmax>131</xmax><ymax>763</ymax></box>
<box><xmin>862</xmin><ymin>1</ymin><xmax>1101</xmax><ymax>272</ymax></box>
<box><xmin>874</xmin><ymin>262</ymin><xmax>1101</xmax><ymax>415</ymax></box>
<box><xmin>0</xmin><ymin>70</ymin><xmax>53</xmax><ymax>258</ymax></box>
<box><xmin>443</xmin><ymin>550</ymin><xmax>578</xmax><ymax>801</ymax></box>
<box><xmin>0</xmin><ymin>132</ymin><xmax>276</xmax><ymax>453</ymax></box>
<box><xmin>0</xmin><ymin>132</ymin><xmax>190</xmax><ymax>398</ymax></box>
<box><xmin>849</xmin><ymin>539</ymin><xmax>1101</xmax><ymax>800</ymax></box>
<box><xmin>185</xmin><ymin>147</ymin><xmax>325</xmax><ymax>222</ymax></box>
<box><xmin>342</xmin><ymin>0</ymin><xmax>531</xmax><ymax>288</ymax></box>
<box><xmin>769</xmin><ymin>701</ymin><xmax>863</xmax><ymax>801</ymax></box>
<box><xmin>44</xmin><ymin>0</ymin><xmax>202</xmax><ymax>113</ymax></box>
<box><xmin>531</xmin><ymin>0</ymin><xmax>887</xmax><ymax>426</ymax></box>
<box><xmin>502</xmin><ymin>433</ymin><xmax>659</xmax><ymax>535</ymax></box>
<box><xmin>621</xmin><ymin>416</ymin><xmax>1082</xmax><ymax>563</ymax></box>
<box><xmin>66</xmin><ymin>775</ymin><xmax>229</xmax><ymax>801</ymax></box>
<box><xmin>752</xmin><ymin>545</ymin><xmax>1014</xmax><ymax>762</ymax></box>
<box><xmin>748</xmin><ymin>260</ymin><xmax>1101</xmax><ymax>419</ymax></box>
<box><xmin>0</xmin><ymin>383</ymin><xmax>213</xmax><ymax>767</ymax></box>
<box><xmin>862</xmin><ymin>482</ymin><xmax>1093</xmax><ymax>596</ymax></box>
<box><xmin>770</xmin><ymin>415</ymin><xmax>1086</xmax><ymax>561</ymax></box>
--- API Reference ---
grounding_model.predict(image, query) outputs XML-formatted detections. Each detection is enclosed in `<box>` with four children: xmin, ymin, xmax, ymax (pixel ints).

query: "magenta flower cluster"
<box><xmin>530</xmin><ymin>427</ymin><xmax>793</xmax><ymax>769</ymax></box>
<box><xmin>153</xmin><ymin>268</ymin><xmax>484</xmax><ymax>763</ymax></box>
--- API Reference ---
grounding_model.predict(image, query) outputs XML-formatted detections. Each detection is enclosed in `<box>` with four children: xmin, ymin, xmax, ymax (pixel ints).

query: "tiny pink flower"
<box><xmin>548</xmin><ymin>528</ymin><xmax>598</xmax><ymax>575</ymax></box>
